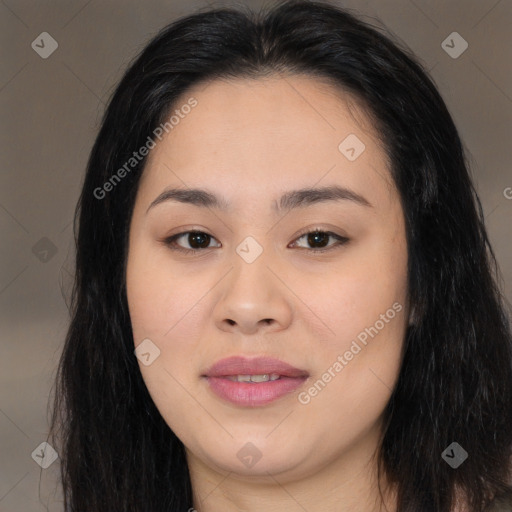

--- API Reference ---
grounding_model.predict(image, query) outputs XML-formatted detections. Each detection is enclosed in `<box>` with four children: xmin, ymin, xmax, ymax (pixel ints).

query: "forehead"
<box><xmin>139</xmin><ymin>75</ymin><xmax>394</xmax><ymax>210</ymax></box>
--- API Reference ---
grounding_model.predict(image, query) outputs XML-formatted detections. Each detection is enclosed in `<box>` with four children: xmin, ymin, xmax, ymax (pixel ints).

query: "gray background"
<box><xmin>0</xmin><ymin>0</ymin><xmax>511</xmax><ymax>509</ymax></box>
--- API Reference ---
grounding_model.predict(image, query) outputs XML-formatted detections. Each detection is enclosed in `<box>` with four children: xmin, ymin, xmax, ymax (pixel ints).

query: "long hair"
<box><xmin>49</xmin><ymin>1</ymin><xmax>512</xmax><ymax>510</ymax></box>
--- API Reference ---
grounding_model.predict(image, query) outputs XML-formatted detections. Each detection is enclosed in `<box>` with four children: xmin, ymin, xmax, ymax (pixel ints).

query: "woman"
<box><xmin>49</xmin><ymin>1</ymin><xmax>512</xmax><ymax>510</ymax></box>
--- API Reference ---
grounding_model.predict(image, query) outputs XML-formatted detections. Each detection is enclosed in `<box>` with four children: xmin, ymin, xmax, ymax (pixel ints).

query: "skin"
<box><xmin>126</xmin><ymin>74</ymin><xmax>410</xmax><ymax>512</ymax></box>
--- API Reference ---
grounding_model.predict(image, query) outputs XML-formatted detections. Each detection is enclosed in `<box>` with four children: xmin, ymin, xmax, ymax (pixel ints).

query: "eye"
<box><xmin>163</xmin><ymin>231</ymin><xmax>221</xmax><ymax>254</ymax></box>
<box><xmin>289</xmin><ymin>229</ymin><xmax>349</xmax><ymax>252</ymax></box>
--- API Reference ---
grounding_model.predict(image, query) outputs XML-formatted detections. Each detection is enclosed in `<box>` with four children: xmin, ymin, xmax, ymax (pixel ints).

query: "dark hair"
<box><xmin>49</xmin><ymin>1</ymin><xmax>512</xmax><ymax>510</ymax></box>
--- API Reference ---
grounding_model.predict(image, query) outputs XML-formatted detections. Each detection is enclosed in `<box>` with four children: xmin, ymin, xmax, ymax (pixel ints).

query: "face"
<box><xmin>126</xmin><ymin>75</ymin><xmax>409</xmax><ymax>485</ymax></box>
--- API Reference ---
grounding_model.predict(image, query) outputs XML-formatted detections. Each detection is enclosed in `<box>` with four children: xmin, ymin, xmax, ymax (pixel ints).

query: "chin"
<box><xmin>197</xmin><ymin>439</ymin><xmax>304</xmax><ymax>477</ymax></box>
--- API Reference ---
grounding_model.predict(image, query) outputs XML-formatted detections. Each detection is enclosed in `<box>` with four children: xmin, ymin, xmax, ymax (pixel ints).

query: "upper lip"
<box><xmin>203</xmin><ymin>356</ymin><xmax>309</xmax><ymax>378</ymax></box>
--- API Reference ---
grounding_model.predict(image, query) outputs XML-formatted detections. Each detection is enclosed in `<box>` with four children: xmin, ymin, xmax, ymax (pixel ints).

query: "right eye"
<box><xmin>163</xmin><ymin>231</ymin><xmax>221</xmax><ymax>254</ymax></box>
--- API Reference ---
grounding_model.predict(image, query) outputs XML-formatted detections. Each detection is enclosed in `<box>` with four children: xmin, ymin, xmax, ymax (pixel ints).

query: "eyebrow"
<box><xmin>146</xmin><ymin>185</ymin><xmax>372</xmax><ymax>215</ymax></box>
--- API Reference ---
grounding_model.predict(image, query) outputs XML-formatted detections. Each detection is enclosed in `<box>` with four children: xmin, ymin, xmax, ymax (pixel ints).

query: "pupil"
<box><xmin>308</xmin><ymin>231</ymin><xmax>328</xmax><ymax>248</ymax></box>
<box><xmin>189</xmin><ymin>232</ymin><xmax>210</xmax><ymax>248</ymax></box>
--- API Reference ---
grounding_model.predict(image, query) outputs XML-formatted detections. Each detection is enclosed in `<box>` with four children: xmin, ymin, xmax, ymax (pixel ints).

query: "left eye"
<box><xmin>290</xmin><ymin>230</ymin><xmax>349</xmax><ymax>251</ymax></box>
<box><xmin>163</xmin><ymin>229</ymin><xmax>348</xmax><ymax>254</ymax></box>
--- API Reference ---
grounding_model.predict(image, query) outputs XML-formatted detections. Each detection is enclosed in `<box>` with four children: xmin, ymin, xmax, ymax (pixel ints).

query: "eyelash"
<box><xmin>162</xmin><ymin>228</ymin><xmax>349</xmax><ymax>255</ymax></box>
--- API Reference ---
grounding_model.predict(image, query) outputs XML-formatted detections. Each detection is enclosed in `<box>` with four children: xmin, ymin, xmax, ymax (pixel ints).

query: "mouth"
<box><xmin>202</xmin><ymin>356</ymin><xmax>309</xmax><ymax>407</ymax></box>
<box><xmin>223</xmin><ymin>373</ymin><xmax>282</xmax><ymax>382</ymax></box>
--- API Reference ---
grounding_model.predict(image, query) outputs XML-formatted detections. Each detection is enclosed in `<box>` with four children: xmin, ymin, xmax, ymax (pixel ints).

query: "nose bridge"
<box><xmin>227</xmin><ymin>235</ymin><xmax>274</xmax><ymax>301</ymax></box>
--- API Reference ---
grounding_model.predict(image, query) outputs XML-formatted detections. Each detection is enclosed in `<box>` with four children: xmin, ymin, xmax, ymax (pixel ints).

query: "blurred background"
<box><xmin>0</xmin><ymin>0</ymin><xmax>511</xmax><ymax>509</ymax></box>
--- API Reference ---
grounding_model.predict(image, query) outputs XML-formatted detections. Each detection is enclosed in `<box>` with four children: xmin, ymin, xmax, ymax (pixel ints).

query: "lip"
<box><xmin>202</xmin><ymin>356</ymin><xmax>309</xmax><ymax>407</ymax></box>
<box><xmin>204</xmin><ymin>356</ymin><xmax>309</xmax><ymax>378</ymax></box>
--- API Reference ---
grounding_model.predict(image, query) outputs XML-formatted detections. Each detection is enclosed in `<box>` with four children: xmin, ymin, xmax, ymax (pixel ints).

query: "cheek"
<box><xmin>126</xmin><ymin>251</ymin><xmax>210</xmax><ymax>428</ymax></box>
<box><xmin>126</xmin><ymin>246</ymin><xmax>207</xmax><ymax>342</ymax></box>
<box><xmin>296</xmin><ymin>239</ymin><xmax>408</xmax><ymax>352</ymax></box>
<box><xmin>126</xmin><ymin>247</ymin><xmax>215</xmax><ymax>402</ymax></box>
<box><xmin>295</xmin><ymin>279</ymin><xmax>406</xmax><ymax>450</ymax></box>
<box><xmin>293</xmin><ymin>235</ymin><xmax>408</xmax><ymax>417</ymax></box>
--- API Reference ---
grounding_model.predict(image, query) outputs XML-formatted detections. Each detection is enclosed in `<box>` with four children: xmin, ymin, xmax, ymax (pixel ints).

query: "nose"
<box><xmin>213</xmin><ymin>254</ymin><xmax>293</xmax><ymax>335</ymax></box>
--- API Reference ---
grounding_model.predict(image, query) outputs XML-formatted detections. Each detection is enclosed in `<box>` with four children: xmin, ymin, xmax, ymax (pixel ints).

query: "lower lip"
<box><xmin>204</xmin><ymin>376</ymin><xmax>307</xmax><ymax>407</ymax></box>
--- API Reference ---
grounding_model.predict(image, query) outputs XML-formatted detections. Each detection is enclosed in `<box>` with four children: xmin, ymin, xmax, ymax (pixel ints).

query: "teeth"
<box><xmin>225</xmin><ymin>373</ymin><xmax>281</xmax><ymax>383</ymax></box>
